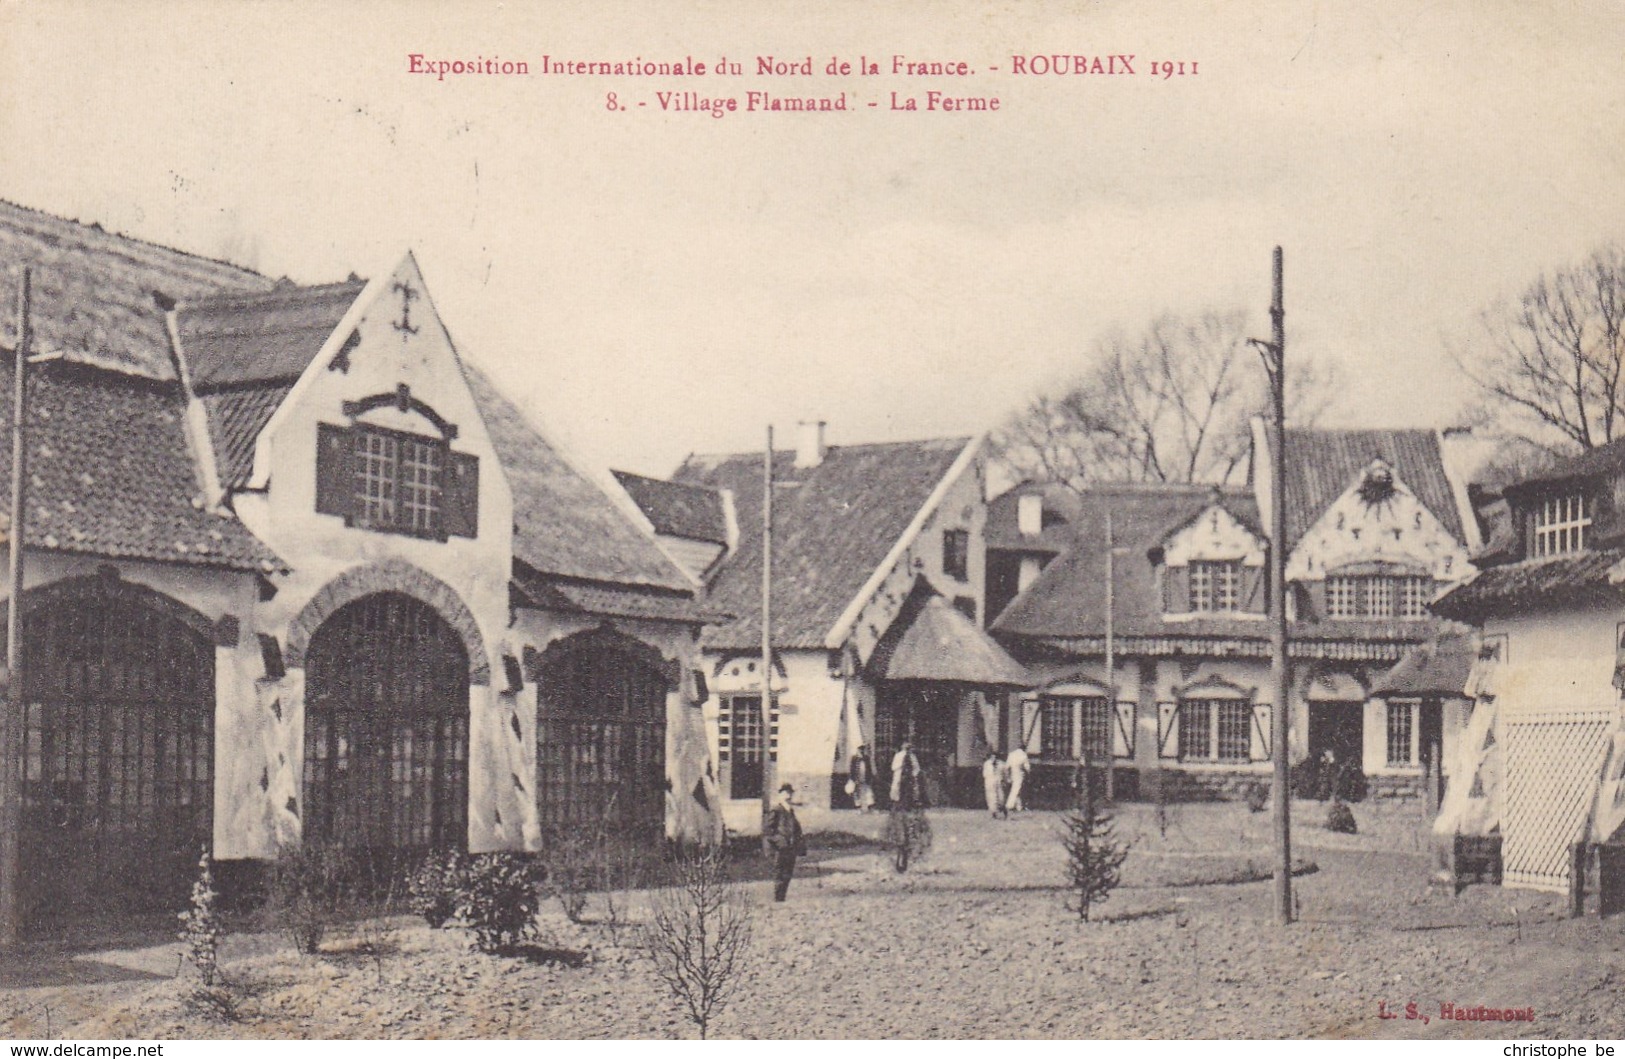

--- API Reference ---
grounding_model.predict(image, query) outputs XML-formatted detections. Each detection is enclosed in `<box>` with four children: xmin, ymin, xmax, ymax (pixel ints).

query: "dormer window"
<box><xmin>1189</xmin><ymin>561</ymin><xmax>1241</xmax><ymax>612</ymax></box>
<box><xmin>1326</xmin><ymin>574</ymin><xmax>1433</xmax><ymax>620</ymax></box>
<box><xmin>1532</xmin><ymin>493</ymin><xmax>1590</xmax><ymax>557</ymax></box>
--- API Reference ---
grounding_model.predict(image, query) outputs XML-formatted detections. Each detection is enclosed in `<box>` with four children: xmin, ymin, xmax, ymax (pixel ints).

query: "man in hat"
<box><xmin>763</xmin><ymin>781</ymin><xmax>806</xmax><ymax>902</ymax></box>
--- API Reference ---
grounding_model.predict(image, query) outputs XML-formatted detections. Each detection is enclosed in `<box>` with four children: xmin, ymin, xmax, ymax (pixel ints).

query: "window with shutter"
<box><xmin>314</xmin><ymin>422</ymin><xmax>476</xmax><ymax>540</ymax></box>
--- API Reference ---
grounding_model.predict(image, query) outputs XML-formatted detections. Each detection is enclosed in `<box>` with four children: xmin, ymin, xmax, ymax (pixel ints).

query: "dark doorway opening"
<box><xmin>1308</xmin><ymin>700</ymin><xmax>1365</xmax><ymax>776</ymax></box>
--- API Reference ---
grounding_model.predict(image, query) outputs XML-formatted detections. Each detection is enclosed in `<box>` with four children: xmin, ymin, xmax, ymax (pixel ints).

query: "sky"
<box><xmin>0</xmin><ymin>0</ymin><xmax>1622</xmax><ymax>479</ymax></box>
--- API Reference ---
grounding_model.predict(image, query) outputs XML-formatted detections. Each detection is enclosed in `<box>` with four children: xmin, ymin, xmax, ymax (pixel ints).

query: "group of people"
<box><xmin>845</xmin><ymin>740</ymin><xmax>928</xmax><ymax>813</ymax></box>
<box><xmin>980</xmin><ymin>745</ymin><xmax>1031</xmax><ymax>818</ymax></box>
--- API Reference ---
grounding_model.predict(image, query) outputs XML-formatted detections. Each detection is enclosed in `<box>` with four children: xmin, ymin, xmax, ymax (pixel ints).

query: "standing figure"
<box><xmin>1005</xmin><ymin>744</ymin><xmax>1031</xmax><ymax>813</ymax></box>
<box><xmin>763</xmin><ymin>782</ymin><xmax>806</xmax><ymax>902</ymax></box>
<box><xmin>890</xmin><ymin>739</ymin><xmax>924</xmax><ymax>809</ymax></box>
<box><xmin>849</xmin><ymin>743</ymin><xmax>876</xmax><ymax>813</ymax></box>
<box><xmin>982</xmin><ymin>749</ymin><xmax>1006</xmax><ymax>818</ymax></box>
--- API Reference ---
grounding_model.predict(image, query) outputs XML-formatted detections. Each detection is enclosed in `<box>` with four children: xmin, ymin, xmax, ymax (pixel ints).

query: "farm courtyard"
<box><xmin>1</xmin><ymin>799</ymin><xmax>1621</xmax><ymax>1040</ymax></box>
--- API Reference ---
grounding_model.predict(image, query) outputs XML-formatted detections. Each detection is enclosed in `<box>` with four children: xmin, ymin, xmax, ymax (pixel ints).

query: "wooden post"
<box><xmin>1265</xmin><ymin>247</ymin><xmax>1294</xmax><ymax>926</ymax></box>
<box><xmin>1104</xmin><ymin>510</ymin><xmax>1116</xmax><ymax>804</ymax></box>
<box><xmin>760</xmin><ymin>425</ymin><xmax>774</xmax><ymax>819</ymax></box>
<box><xmin>0</xmin><ymin>269</ymin><xmax>30</xmax><ymax>949</ymax></box>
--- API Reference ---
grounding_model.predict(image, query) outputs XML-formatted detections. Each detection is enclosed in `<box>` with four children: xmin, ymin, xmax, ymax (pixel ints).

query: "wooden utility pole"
<box><xmin>1103</xmin><ymin>510</ymin><xmax>1115</xmax><ymax>804</ymax></box>
<box><xmin>760</xmin><ymin>425</ymin><xmax>774</xmax><ymax>818</ymax></box>
<box><xmin>0</xmin><ymin>269</ymin><xmax>31</xmax><ymax>949</ymax></box>
<box><xmin>1261</xmin><ymin>246</ymin><xmax>1294</xmax><ymax>925</ymax></box>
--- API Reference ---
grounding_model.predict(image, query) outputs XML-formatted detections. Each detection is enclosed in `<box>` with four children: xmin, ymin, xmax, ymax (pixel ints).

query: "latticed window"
<box><xmin>19</xmin><ymin>584</ymin><xmax>215</xmax><ymax>915</ymax></box>
<box><xmin>943</xmin><ymin>529</ymin><xmax>970</xmax><ymax>581</ymax></box>
<box><xmin>1532</xmin><ymin>493</ymin><xmax>1591</xmax><ymax>557</ymax></box>
<box><xmin>720</xmin><ymin>694</ymin><xmax>775</xmax><ymax>800</ymax></box>
<box><xmin>1180</xmin><ymin>699</ymin><xmax>1251</xmax><ymax>762</ymax></box>
<box><xmin>1327</xmin><ymin>577</ymin><xmax>1359</xmax><ymax>618</ymax></box>
<box><xmin>1180</xmin><ymin>700</ymin><xmax>1212</xmax><ymax>760</ymax></box>
<box><xmin>353</xmin><ymin>427</ymin><xmax>444</xmax><ymax>536</ymax></box>
<box><xmin>1366</xmin><ymin>577</ymin><xmax>1394</xmax><ymax>618</ymax></box>
<box><xmin>1216</xmin><ymin>701</ymin><xmax>1251</xmax><ymax>761</ymax></box>
<box><xmin>1190</xmin><ymin>562</ymin><xmax>1240</xmax><ymax>612</ymax></box>
<box><xmin>1079</xmin><ymin>698</ymin><xmax>1112</xmax><ymax>758</ymax></box>
<box><xmin>1399</xmin><ymin>577</ymin><xmax>1430</xmax><ymax>619</ymax></box>
<box><xmin>1039</xmin><ymin>697</ymin><xmax>1072</xmax><ymax>759</ymax></box>
<box><xmin>538</xmin><ymin>637</ymin><xmax>668</xmax><ymax>835</ymax></box>
<box><xmin>304</xmin><ymin>592</ymin><xmax>469</xmax><ymax>853</ymax></box>
<box><xmin>315</xmin><ymin>421</ymin><xmax>478</xmax><ymax>540</ymax></box>
<box><xmin>1387</xmin><ymin>701</ymin><xmax>1416</xmax><ymax>766</ymax></box>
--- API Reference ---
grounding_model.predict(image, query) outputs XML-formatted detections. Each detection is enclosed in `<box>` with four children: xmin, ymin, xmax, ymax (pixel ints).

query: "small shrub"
<box><xmin>544</xmin><ymin>829</ymin><xmax>596</xmax><ymax>923</ymax></box>
<box><xmin>177</xmin><ymin>847</ymin><xmax>223</xmax><ymax>987</ymax></box>
<box><xmin>454</xmin><ymin>852</ymin><xmax>546</xmax><ymax>953</ymax></box>
<box><xmin>641</xmin><ymin>845</ymin><xmax>754</xmax><ymax>1040</ymax></box>
<box><xmin>1325</xmin><ymin>797</ymin><xmax>1358</xmax><ymax>834</ymax></box>
<box><xmin>267</xmin><ymin>842</ymin><xmax>349</xmax><ymax>954</ymax></box>
<box><xmin>1059</xmin><ymin>787</ymin><xmax>1132</xmax><ymax>921</ymax></box>
<box><xmin>1243</xmin><ymin>783</ymin><xmax>1269</xmax><ymax>814</ymax></box>
<box><xmin>408</xmin><ymin>850</ymin><xmax>465</xmax><ymax>928</ymax></box>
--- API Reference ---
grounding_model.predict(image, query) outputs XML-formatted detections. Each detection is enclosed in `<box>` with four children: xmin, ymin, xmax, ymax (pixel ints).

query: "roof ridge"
<box><xmin>179</xmin><ymin>278</ymin><xmax>367</xmax><ymax>312</ymax></box>
<box><xmin>0</xmin><ymin>198</ymin><xmax>269</xmax><ymax>283</ymax></box>
<box><xmin>687</xmin><ymin>434</ymin><xmax>973</xmax><ymax>464</ymax></box>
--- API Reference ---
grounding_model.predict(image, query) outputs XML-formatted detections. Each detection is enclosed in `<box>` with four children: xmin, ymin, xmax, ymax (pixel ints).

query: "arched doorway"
<box><xmin>304</xmin><ymin>592</ymin><xmax>470</xmax><ymax>854</ymax></box>
<box><xmin>19</xmin><ymin>582</ymin><xmax>215</xmax><ymax>918</ymax></box>
<box><xmin>537</xmin><ymin>629</ymin><xmax>670</xmax><ymax>837</ymax></box>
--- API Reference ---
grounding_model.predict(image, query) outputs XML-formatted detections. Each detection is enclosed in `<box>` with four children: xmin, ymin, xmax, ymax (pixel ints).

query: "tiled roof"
<box><xmin>465</xmin><ymin>365</ymin><xmax>694</xmax><ymax>592</ymax></box>
<box><xmin>867</xmin><ymin>583</ymin><xmax>1032</xmax><ymax>686</ymax></box>
<box><xmin>991</xmin><ymin>483</ymin><xmax>1437</xmax><ymax>651</ymax></box>
<box><xmin>201</xmin><ymin>382</ymin><xmax>294</xmax><ymax>489</ymax></box>
<box><xmin>176</xmin><ymin>280</ymin><xmax>366</xmax><ymax>389</ymax></box>
<box><xmin>0</xmin><ymin>199</ymin><xmax>273</xmax><ymax>379</ymax></box>
<box><xmin>675</xmin><ymin>437</ymin><xmax>972</xmax><ymax>650</ymax></box>
<box><xmin>1282</xmin><ymin>429</ymin><xmax>1464</xmax><ymax>548</ymax></box>
<box><xmin>511</xmin><ymin>564</ymin><xmax>721</xmax><ymax>624</ymax></box>
<box><xmin>1431</xmin><ymin>550</ymin><xmax>1625</xmax><ymax>621</ymax></box>
<box><xmin>986</xmin><ymin>481</ymin><xmax>1082</xmax><ymax>553</ymax></box>
<box><xmin>0</xmin><ymin>361</ymin><xmax>282</xmax><ymax>572</ymax></box>
<box><xmin>1370</xmin><ymin>628</ymin><xmax>1476</xmax><ymax>698</ymax></box>
<box><xmin>1501</xmin><ymin>435</ymin><xmax>1625</xmax><ymax>494</ymax></box>
<box><xmin>612</xmin><ymin>470</ymin><xmax>728</xmax><ymax>545</ymax></box>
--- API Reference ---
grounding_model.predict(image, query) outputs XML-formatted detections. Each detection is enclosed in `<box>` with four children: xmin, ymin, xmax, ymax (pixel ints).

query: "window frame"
<box><xmin>1179</xmin><ymin>698</ymin><xmax>1252</xmax><ymax>763</ymax></box>
<box><xmin>349</xmin><ymin>422</ymin><xmax>450</xmax><ymax>541</ymax></box>
<box><xmin>1327</xmin><ymin>574</ymin><xmax>1434</xmax><ymax>621</ymax></box>
<box><xmin>1386</xmin><ymin>699</ymin><xmax>1418</xmax><ymax>767</ymax></box>
<box><xmin>942</xmin><ymin>528</ymin><xmax>971</xmax><ymax>582</ymax></box>
<box><xmin>1188</xmin><ymin>560</ymin><xmax>1241</xmax><ymax>613</ymax></box>
<box><xmin>1531</xmin><ymin>492</ymin><xmax>1591</xmax><ymax>558</ymax></box>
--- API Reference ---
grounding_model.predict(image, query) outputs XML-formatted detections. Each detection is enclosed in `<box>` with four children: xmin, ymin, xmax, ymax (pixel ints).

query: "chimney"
<box><xmin>795</xmin><ymin>420</ymin><xmax>827</xmax><ymax>469</ymax></box>
<box><xmin>1017</xmin><ymin>493</ymin><xmax>1043</xmax><ymax>536</ymax></box>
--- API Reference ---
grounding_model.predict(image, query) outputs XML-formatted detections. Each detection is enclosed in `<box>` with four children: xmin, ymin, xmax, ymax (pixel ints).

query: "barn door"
<box><xmin>19</xmin><ymin>586</ymin><xmax>215</xmax><ymax>918</ymax></box>
<box><xmin>304</xmin><ymin>592</ymin><xmax>470</xmax><ymax>855</ymax></box>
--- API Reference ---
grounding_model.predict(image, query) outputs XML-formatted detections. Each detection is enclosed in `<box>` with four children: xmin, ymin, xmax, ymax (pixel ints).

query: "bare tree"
<box><xmin>640</xmin><ymin>846</ymin><xmax>754</xmax><ymax>1040</ymax></box>
<box><xmin>993</xmin><ymin>310</ymin><xmax>1333</xmax><ymax>489</ymax></box>
<box><xmin>1455</xmin><ymin>243</ymin><xmax>1625</xmax><ymax>454</ymax></box>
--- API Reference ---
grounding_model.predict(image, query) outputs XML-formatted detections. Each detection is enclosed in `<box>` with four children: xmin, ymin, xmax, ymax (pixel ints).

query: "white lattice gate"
<box><xmin>1501</xmin><ymin>707</ymin><xmax>1615</xmax><ymax>891</ymax></box>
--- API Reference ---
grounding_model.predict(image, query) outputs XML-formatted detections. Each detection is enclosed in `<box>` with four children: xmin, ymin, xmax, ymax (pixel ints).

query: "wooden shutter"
<box><xmin>1113</xmin><ymin>700</ymin><xmax>1135</xmax><ymax>760</ymax></box>
<box><xmin>444</xmin><ymin>450</ymin><xmax>480</xmax><ymax>538</ymax></box>
<box><xmin>314</xmin><ymin>423</ymin><xmax>353</xmax><ymax>520</ymax></box>
<box><xmin>1157</xmin><ymin>701</ymin><xmax>1180</xmax><ymax>759</ymax></box>
<box><xmin>1241</xmin><ymin>564</ymin><xmax>1265</xmax><ymax>613</ymax></box>
<box><xmin>1162</xmin><ymin>565</ymin><xmax>1190</xmax><ymax>614</ymax></box>
<box><xmin>1251</xmin><ymin>703</ymin><xmax>1272</xmax><ymax>761</ymax></box>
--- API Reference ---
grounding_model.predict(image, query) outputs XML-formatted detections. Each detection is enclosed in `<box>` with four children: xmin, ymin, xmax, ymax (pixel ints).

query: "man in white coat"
<box><xmin>1005</xmin><ymin>744</ymin><xmax>1030</xmax><ymax>813</ymax></box>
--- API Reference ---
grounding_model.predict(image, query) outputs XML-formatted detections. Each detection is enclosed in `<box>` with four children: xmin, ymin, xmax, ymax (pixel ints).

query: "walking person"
<box><xmin>1005</xmin><ymin>743</ymin><xmax>1031</xmax><ymax>813</ymax></box>
<box><xmin>763</xmin><ymin>781</ymin><xmax>806</xmax><ymax>902</ymax></box>
<box><xmin>982</xmin><ymin>748</ymin><xmax>1006</xmax><ymax>818</ymax></box>
<box><xmin>849</xmin><ymin>743</ymin><xmax>876</xmax><ymax>813</ymax></box>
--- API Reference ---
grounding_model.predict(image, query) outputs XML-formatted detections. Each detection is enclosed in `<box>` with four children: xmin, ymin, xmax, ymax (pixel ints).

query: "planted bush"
<box><xmin>267</xmin><ymin>841</ymin><xmax>350</xmax><ymax>954</ymax></box>
<box><xmin>408</xmin><ymin>850</ymin><xmax>465</xmax><ymax>928</ymax></box>
<box><xmin>454</xmin><ymin>852</ymin><xmax>546</xmax><ymax>953</ymax></box>
<box><xmin>1243</xmin><ymin>782</ymin><xmax>1269</xmax><ymax>814</ymax></box>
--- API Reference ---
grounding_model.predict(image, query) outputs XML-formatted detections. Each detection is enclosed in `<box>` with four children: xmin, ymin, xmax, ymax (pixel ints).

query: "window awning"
<box><xmin>867</xmin><ymin>588</ymin><xmax>1034</xmax><ymax>687</ymax></box>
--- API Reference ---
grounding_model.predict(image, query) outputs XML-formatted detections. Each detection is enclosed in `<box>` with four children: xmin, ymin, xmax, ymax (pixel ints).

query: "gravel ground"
<box><xmin>2</xmin><ymin>799</ymin><xmax>1622</xmax><ymax>1039</ymax></box>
